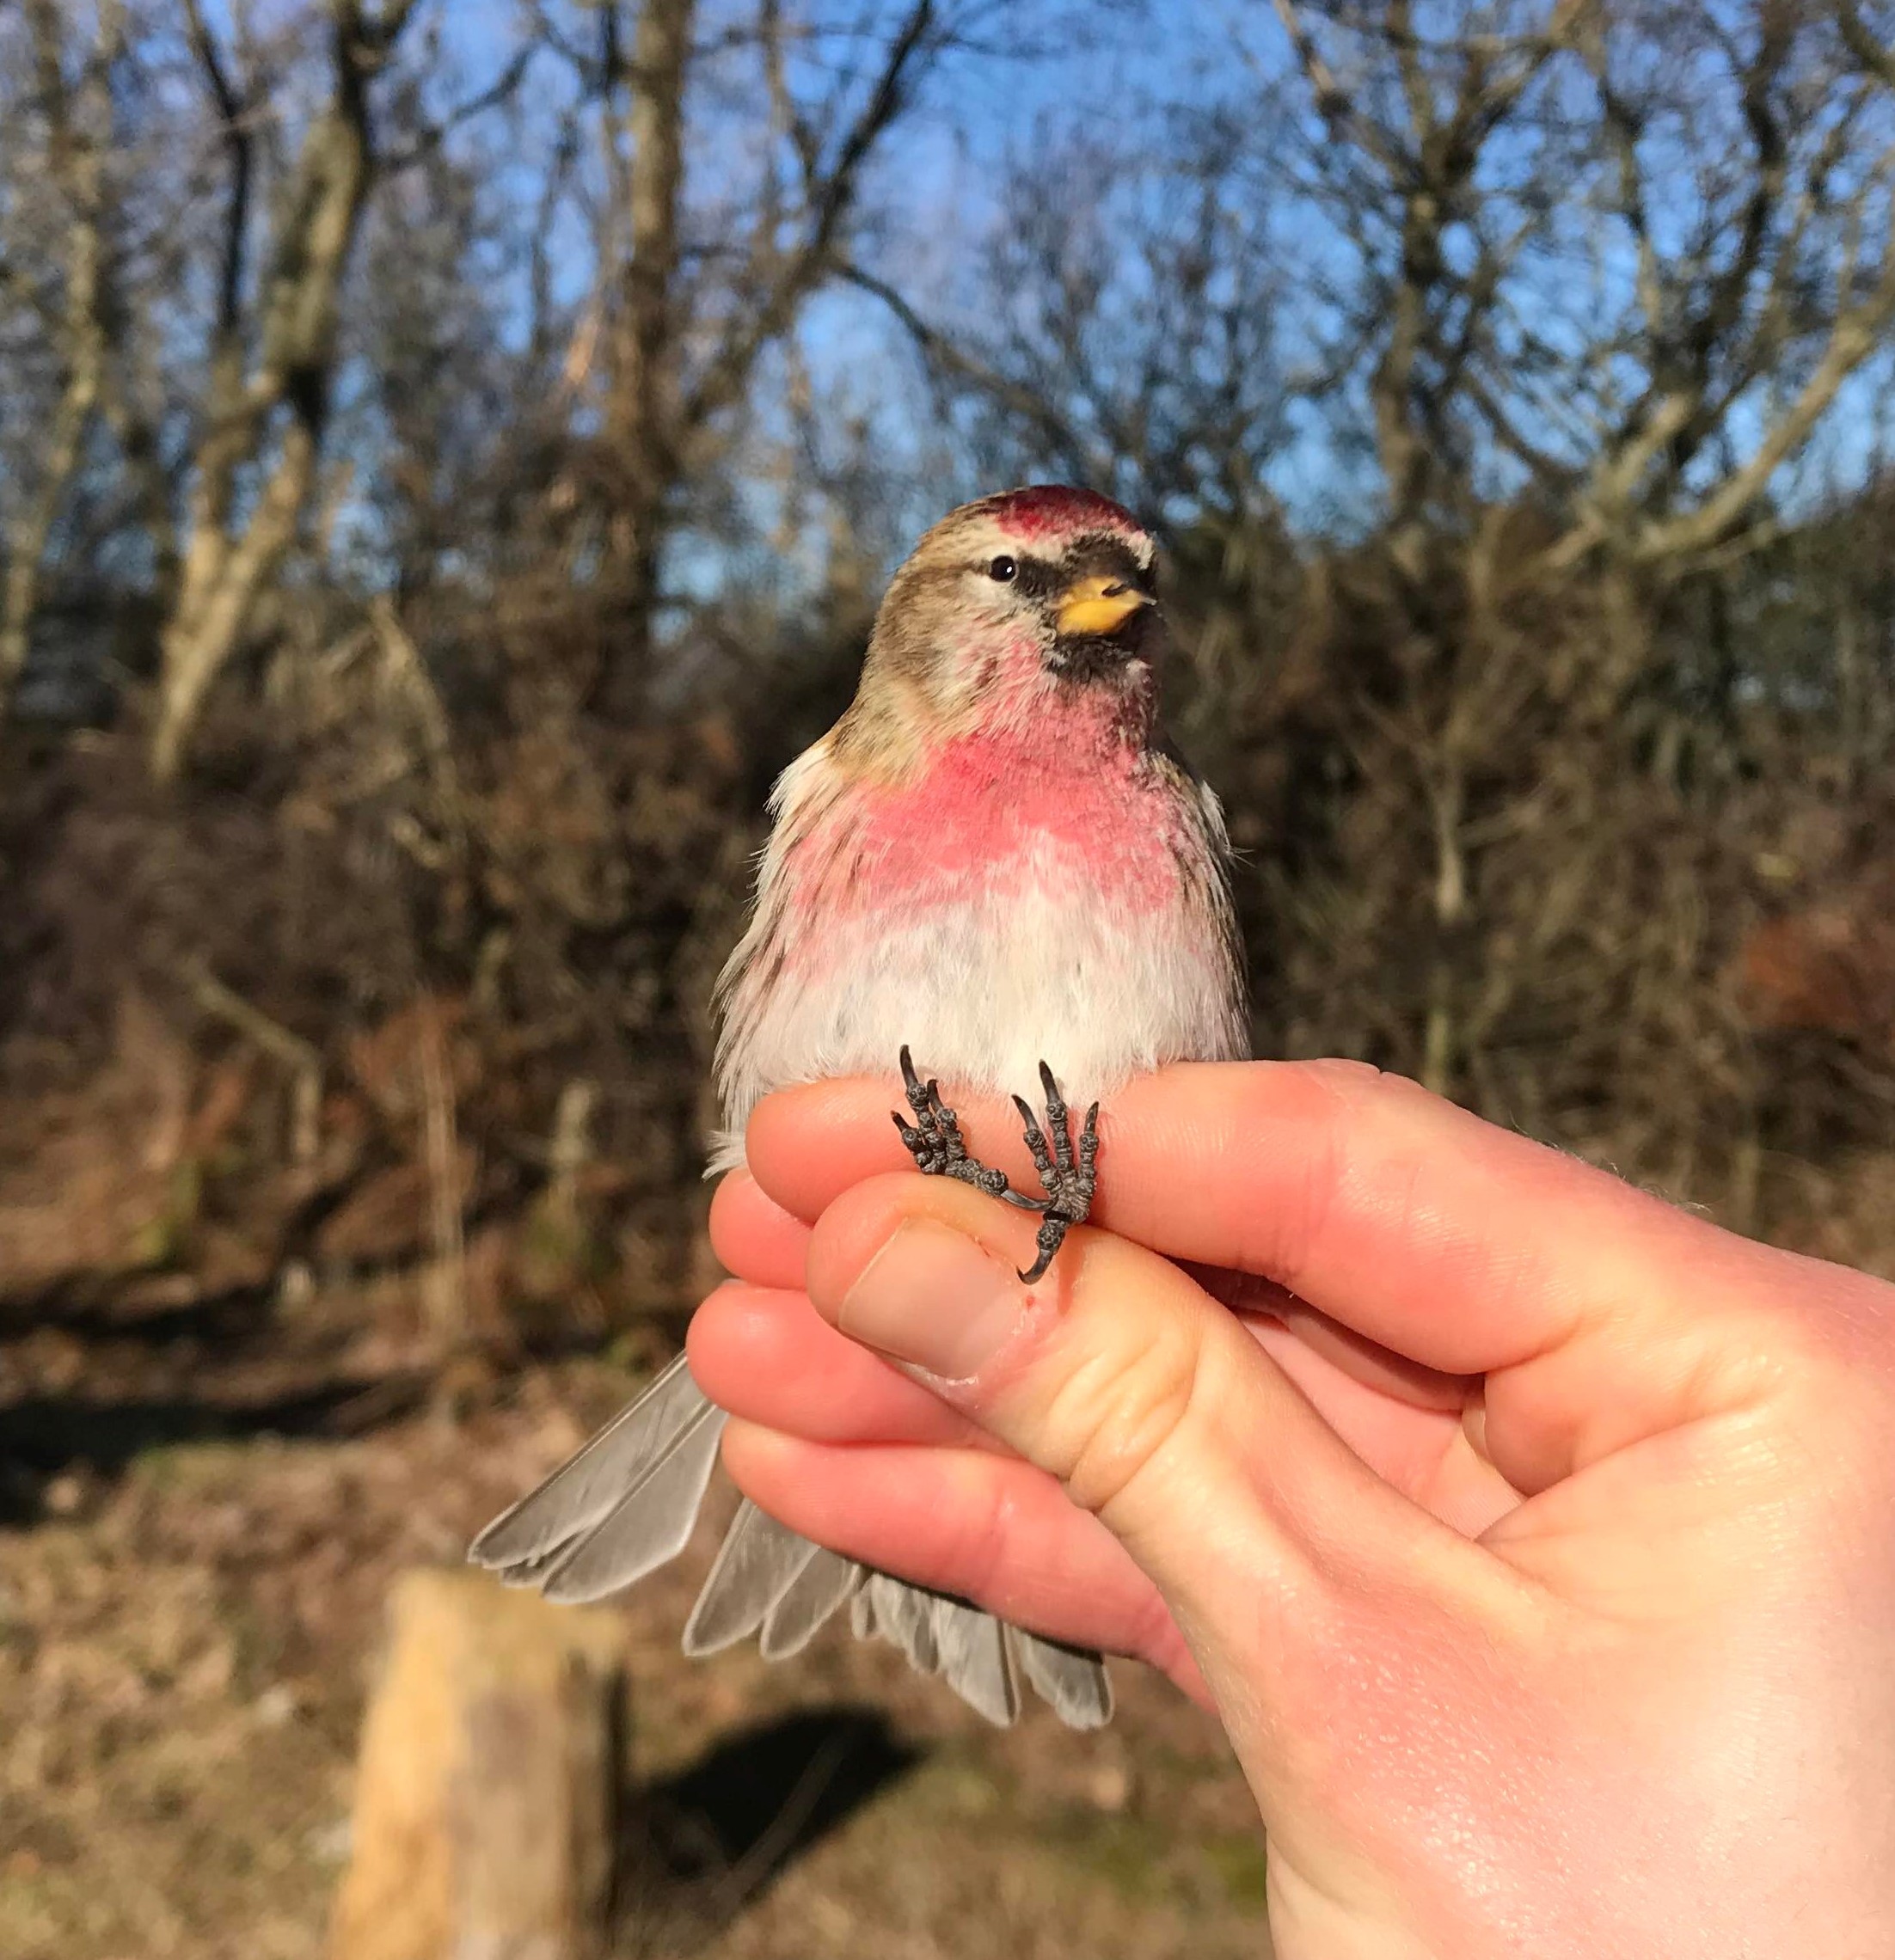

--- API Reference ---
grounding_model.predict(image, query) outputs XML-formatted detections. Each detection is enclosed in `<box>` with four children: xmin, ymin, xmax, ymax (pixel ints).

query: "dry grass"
<box><xmin>0</xmin><ymin>1303</ymin><xmax>1273</xmax><ymax>1960</ymax></box>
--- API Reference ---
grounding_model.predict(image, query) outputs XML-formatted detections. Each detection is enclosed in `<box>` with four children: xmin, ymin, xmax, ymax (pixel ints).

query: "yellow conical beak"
<box><xmin>1056</xmin><ymin>573</ymin><xmax>1150</xmax><ymax>640</ymax></box>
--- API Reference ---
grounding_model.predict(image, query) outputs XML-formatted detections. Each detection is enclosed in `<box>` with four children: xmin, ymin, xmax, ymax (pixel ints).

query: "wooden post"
<box><xmin>328</xmin><ymin>1568</ymin><xmax>628</xmax><ymax>1960</ymax></box>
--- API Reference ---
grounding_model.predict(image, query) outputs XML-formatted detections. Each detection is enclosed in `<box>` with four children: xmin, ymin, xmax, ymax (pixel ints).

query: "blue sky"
<box><xmin>351</xmin><ymin>1</ymin><xmax>1895</xmax><ymax>572</ymax></box>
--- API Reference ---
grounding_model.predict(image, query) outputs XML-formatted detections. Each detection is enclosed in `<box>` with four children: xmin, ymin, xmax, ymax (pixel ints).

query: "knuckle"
<box><xmin>1228</xmin><ymin>1061</ymin><xmax>1356</xmax><ymax>1290</ymax></box>
<box><xmin>926</xmin><ymin>1473</ymin><xmax>1015</xmax><ymax>1605</ymax></box>
<box><xmin>1037</xmin><ymin>1305</ymin><xmax>1206</xmax><ymax>1521</ymax></box>
<box><xmin>1228</xmin><ymin>1059</ymin><xmax>1439</xmax><ymax>1295</ymax></box>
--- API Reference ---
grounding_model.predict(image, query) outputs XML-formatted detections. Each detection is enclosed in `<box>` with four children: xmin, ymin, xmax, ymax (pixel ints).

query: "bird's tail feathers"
<box><xmin>851</xmin><ymin>1569</ymin><xmax>1112</xmax><ymax>1730</ymax></box>
<box><xmin>470</xmin><ymin>1354</ymin><xmax>1113</xmax><ymax>1728</ymax></box>
<box><xmin>468</xmin><ymin>1352</ymin><xmax>725</xmax><ymax>1603</ymax></box>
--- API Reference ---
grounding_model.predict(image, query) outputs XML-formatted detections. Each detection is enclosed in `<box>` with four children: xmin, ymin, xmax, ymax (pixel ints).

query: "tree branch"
<box><xmin>837</xmin><ymin>260</ymin><xmax>1089</xmax><ymax>466</ymax></box>
<box><xmin>678</xmin><ymin>0</ymin><xmax>939</xmax><ymax>438</ymax></box>
<box><xmin>1836</xmin><ymin>1</ymin><xmax>1895</xmax><ymax>90</ymax></box>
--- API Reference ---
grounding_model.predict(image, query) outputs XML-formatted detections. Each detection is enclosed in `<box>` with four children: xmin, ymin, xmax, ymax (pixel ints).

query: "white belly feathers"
<box><xmin>710</xmin><ymin>830</ymin><xmax>1244</xmax><ymax>1173</ymax></box>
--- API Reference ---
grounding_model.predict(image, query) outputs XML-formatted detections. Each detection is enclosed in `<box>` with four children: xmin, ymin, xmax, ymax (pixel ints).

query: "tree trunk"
<box><xmin>150</xmin><ymin>18</ymin><xmax>378</xmax><ymax>781</ymax></box>
<box><xmin>328</xmin><ymin>1568</ymin><xmax>629</xmax><ymax>1960</ymax></box>
<box><xmin>0</xmin><ymin>1</ymin><xmax>116</xmax><ymax>721</ymax></box>
<box><xmin>150</xmin><ymin>419</ymin><xmax>317</xmax><ymax>780</ymax></box>
<box><xmin>597</xmin><ymin>0</ymin><xmax>694</xmax><ymax>719</ymax></box>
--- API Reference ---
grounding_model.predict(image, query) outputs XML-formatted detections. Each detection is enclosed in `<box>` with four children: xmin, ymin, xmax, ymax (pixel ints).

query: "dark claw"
<box><xmin>1013</xmin><ymin>1093</ymin><xmax>1053</xmax><ymax>1185</ymax></box>
<box><xmin>1038</xmin><ymin>1063</ymin><xmax>1072</xmax><ymax>1172</ymax></box>
<box><xmin>1018</xmin><ymin>1215</ymin><xmax>1069</xmax><ymax>1285</ymax></box>
<box><xmin>901</xmin><ymin>1045</ymin><xmax>933</xmax><ymax>1118</ymax></box>
<box><xmin>1009</xmin><ymin>1061</ymin><xmax>1100</xmax><ymax>1284</ymax></box>
<box><xmin>892</xmin><ymin>1045</ymin><xmax>1009</xmax><ymax>1197</ymax></box>
<box><xmin>890</xmin><ymin>1050</ymin><xmax>1102</xmax><ymax>1283</ymax></box>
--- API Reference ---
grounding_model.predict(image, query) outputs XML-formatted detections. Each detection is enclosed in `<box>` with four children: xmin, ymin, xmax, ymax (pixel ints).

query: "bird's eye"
<box><xmin>985</xmin><ymin>555</ymin><xmax>1018</xmax><ymax>584</ymax></box>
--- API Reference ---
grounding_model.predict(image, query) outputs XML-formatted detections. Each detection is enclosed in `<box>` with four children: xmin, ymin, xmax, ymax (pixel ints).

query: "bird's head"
<box><xmin>850</xmin><ymin>487</ymin><xmax>1163</xmax><ymax>756</ymax></box>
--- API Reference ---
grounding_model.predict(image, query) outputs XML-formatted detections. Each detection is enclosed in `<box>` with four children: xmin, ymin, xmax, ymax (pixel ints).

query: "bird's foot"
<box><xmin>891</xmin><ymin>1050</ymin><xmax>1099</xmax><ymax>1286</ymax></box>
<box><xmin>1009</xmin><ymin>1062</ymin><xmax>1099</xmax><ymax>1284</ymax></box>
<box><xmin>892</xmin><ymin>1047</ymin><xmax>1010</xmax><ymax>1198</ymax></box>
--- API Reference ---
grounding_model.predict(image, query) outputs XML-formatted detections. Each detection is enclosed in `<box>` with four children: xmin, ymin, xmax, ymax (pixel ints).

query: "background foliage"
<box><xmin>1</xmin><ymin>3</ymin><xmax>1892</xmax><ymax>1951</ymax></box>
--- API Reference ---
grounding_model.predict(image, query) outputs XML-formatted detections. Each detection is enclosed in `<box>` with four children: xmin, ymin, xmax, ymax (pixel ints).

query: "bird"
<box><xmin>470</xmin><ymin>485</ymin><xmax>1248</xmax><ymax>1729</ymax></box>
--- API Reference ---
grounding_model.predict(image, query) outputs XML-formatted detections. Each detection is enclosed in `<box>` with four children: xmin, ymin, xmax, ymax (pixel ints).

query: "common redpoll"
<box><xmin>471</xmin><ymin>487</ymin><xmax>1248</xmax><ymax>1728</ymax></box>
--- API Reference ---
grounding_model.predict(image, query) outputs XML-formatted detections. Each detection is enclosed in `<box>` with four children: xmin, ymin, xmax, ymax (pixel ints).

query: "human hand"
<box><xmin>688</xmin><ymin>1061</ymin><xmax>1895</xmax><ymax>1959</ymax></box>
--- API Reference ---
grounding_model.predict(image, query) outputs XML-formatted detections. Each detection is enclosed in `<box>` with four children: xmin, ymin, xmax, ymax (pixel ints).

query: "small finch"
<box><xmin>471</xmin><ymin>486</ymin><xmax>1248</xmax><ymax>1727</ymax></box>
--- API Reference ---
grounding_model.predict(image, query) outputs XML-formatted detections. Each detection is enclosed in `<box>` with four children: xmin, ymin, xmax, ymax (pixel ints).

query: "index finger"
<box><xmin>742</xmin><ymin>1059</ymin><xmax>1812</xmax><ymax>1387</ymax></box>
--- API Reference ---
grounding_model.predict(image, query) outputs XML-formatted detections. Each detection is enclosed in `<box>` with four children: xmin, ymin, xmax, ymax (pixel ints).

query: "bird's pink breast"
<box><xmin>791</xmin><ymin>707</ymin><xmax>1186</xmax><ymax>917</ymax></box>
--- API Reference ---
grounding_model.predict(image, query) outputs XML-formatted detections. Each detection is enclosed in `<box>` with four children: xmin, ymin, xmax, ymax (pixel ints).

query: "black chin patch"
<box><xmin>1050</xmin><ymin>601</ymin><xmax>1163</xmax><ymax>682</ymax></box>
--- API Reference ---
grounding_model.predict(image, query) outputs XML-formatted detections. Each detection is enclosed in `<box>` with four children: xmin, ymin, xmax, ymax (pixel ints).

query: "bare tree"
<box><xmin>144</xmin><ymin>1</ymin><xmax>426</xmax><ymax>780</ymax></box>
<box><xmin>534</xmin><ymin>0</ymin><xmax>963</xmax><ymax>711</ymax></box>
<box><xmin>598</xmin><ymin>0</ymin><xmax>695</xmax><ymax>699</ymax></box>
<box><xmin>1247</xmin><ymin>0</ymin><xmax>1895</xmax><ymax>1093</ymax></box>
<box><xmin>1264</xmin><ymin>2</ymin><xmax>1895</xmax><ymax>569</ymax></box>
<box><xmin>0</xmin><ymin>3</ymin><xmax>124</xmax><ymax>717</ymax></box>
<box><xmin>1546</xmin><ymin>1</ymin><xmax>1895</xmax><ymax>569</ymax></box>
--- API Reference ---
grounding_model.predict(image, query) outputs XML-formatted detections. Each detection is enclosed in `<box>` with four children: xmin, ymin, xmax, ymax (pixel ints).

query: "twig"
<box><xmin>185</xmin><ymin>959</ymin><xmax>323</xmax><ymax>1164</ymax></box>
<box><xmin>368</xmin><ymin>594</ymin><xmax>469</xmax><ymax>863</ymax></box>
<box><xmin>418</xmin><ymin>994</ymin><xmax>467</xmax><ymax>1347</ymax></box>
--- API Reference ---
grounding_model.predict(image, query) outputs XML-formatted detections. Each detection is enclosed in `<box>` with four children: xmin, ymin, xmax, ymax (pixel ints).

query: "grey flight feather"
<box><xmin>469</xmin><ymin>1348</ymin><xmax>1119</xmax><ymax>1725</ymax></box>
<box><xmin>469</xmin><ymin>1352</ymin><xmax>708</xmax><ymax>1574</ymax></box>
<box><xmin>863</xmin><ymin>1571</ymin><xmax>940</xmax><ymax>1676</ymax></box>
<box><xmin>539</xmin><ymin>1398</ymin><xmax>727</xmax><ymax>1605</ymax></box>
<box><xmin>933</xmin><ymin>1595</ymin><xmax>1021</xmax><ymax>1727</ymax></box>
<box><xmin>1011</xmin><ymin>1630</ymin><xmax>1114</xmax><ymax>1730</ymax></box>
<box><xmin>850</xmin><ymin>1577</ymin><xmax>880</xmax><ymax>1643</ymax></box>
<box><xmin>852</xmin><ymin>1577</ymin><xmax>1108</xmax><ymax>1729</ymax></box>
<box><xmin>761</xmin><ymin>1550</ymin><xmax>863</xmax><ymax>1661</ymax></box>
<box><xmin>682</xmin><ymin>1499</ymin><xmax>821</xmax><ymax>1656</ymax></box>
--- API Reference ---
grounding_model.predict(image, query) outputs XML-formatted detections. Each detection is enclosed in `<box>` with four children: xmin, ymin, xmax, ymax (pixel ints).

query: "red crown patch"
<box><xmin>983</xmin><ymin>485</ymin><xmax>1146</xmax><ymax>543</ymax></box>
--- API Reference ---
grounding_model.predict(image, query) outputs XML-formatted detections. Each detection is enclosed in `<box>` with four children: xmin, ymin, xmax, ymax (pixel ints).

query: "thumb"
<box><xmin>803</xmin><ymin>1173</ymin><xmax>1520</xmax><ymax>1712</ymax></box>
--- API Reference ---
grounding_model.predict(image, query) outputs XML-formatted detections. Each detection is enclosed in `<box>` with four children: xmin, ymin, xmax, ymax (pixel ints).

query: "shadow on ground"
<box><xmin>0</xmin><ymin>1374</ymin><xmax>432</xmax><ymax>1521</ymax></box>
<box><xmin>631</xmin><ymin>1706</ymin><xmax>923</xmax><ymax>1938</ymax></box>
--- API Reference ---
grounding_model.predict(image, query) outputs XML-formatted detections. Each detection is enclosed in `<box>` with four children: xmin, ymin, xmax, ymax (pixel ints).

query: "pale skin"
<box><xmin>687</xmin><ymin>1059</ymin><xmax>1895</xmax><ymax>1959</ymax></box>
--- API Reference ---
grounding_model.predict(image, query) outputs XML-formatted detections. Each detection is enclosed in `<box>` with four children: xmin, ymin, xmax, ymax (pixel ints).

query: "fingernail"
<box><xmin>837</xmin><ymin>1220</ymin><xmax>1021</xmax><ymax>1380</ymax></box>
